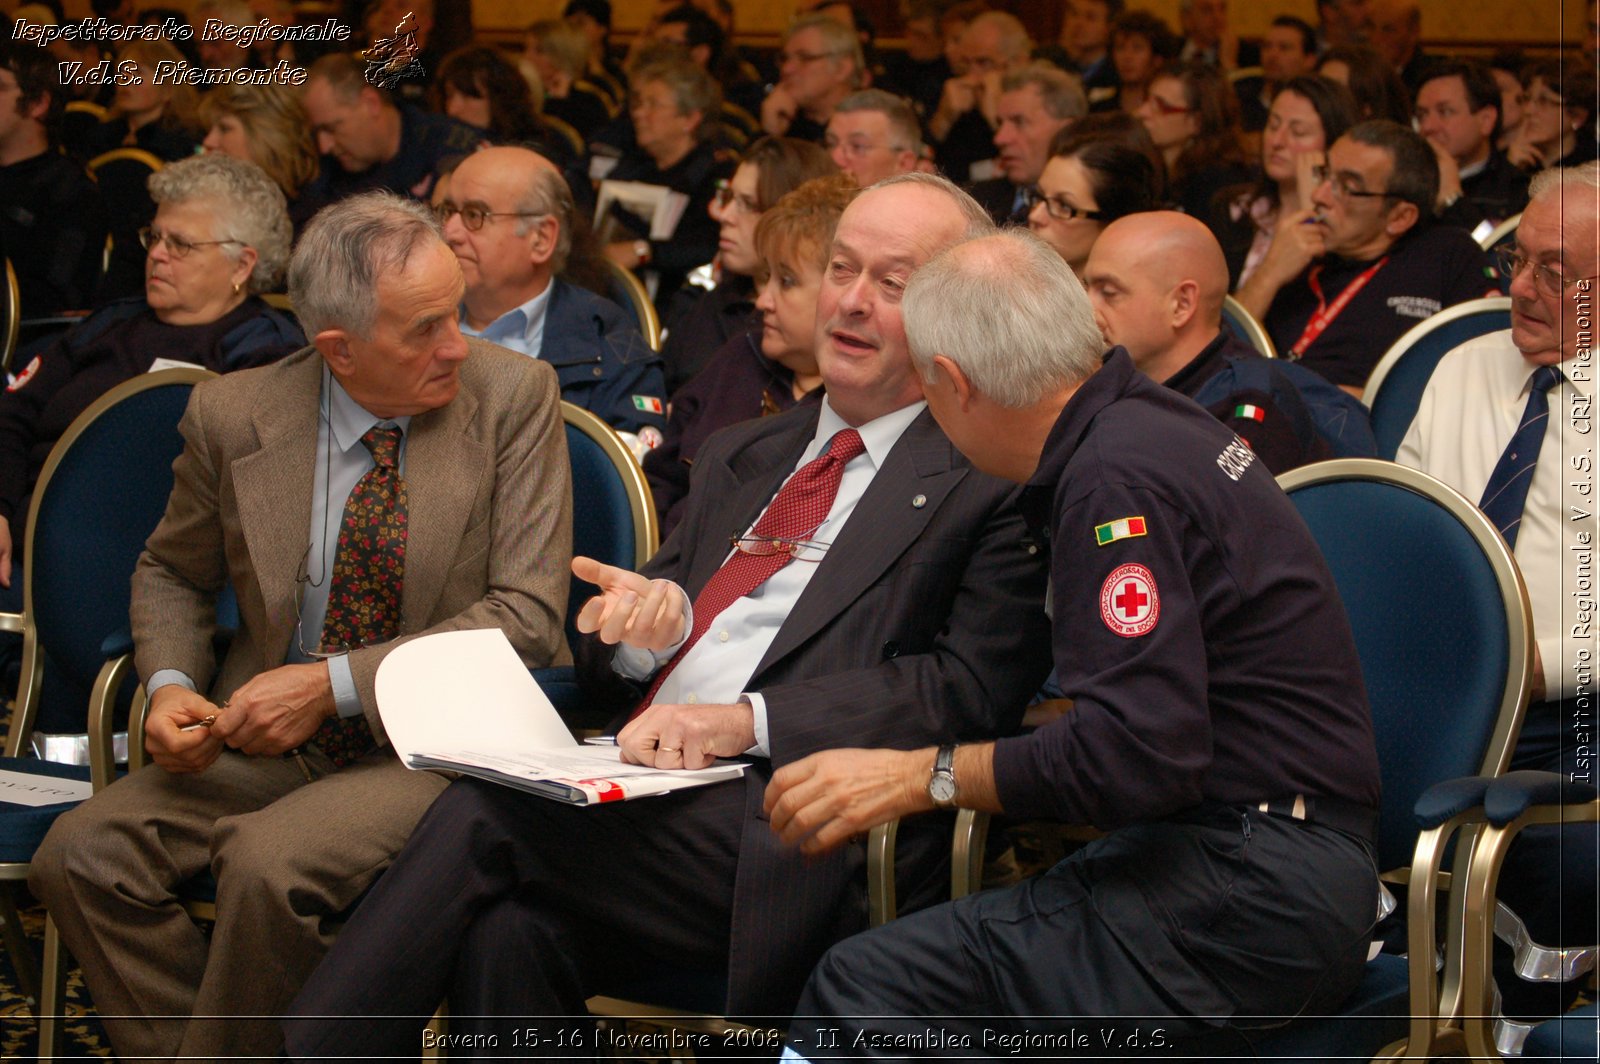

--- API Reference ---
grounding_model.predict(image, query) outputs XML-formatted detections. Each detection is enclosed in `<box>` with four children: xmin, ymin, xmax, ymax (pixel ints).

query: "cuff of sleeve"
<box><xmin>146</xmin><ymin>669</ymin><xmax>197</xmax><ymax>696</ymax></box>
<box><xmin>328</xmin><ymin>655</ymin><xmax>362</xmax><ymax>718</ymax></box>
<box><xmin>744</xmin><ymin>692</ymin><xmax>768</xmax><ymax>757</ymax></box>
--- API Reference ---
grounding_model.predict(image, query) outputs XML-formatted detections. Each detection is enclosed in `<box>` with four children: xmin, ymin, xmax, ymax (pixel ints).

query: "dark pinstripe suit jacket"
<box><xmin>582</xmin><ymin>401</ymin><xmax>1053</xmax><ymax>1018</ymax></box>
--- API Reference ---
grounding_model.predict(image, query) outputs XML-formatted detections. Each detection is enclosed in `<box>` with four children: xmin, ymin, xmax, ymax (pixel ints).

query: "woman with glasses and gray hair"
<box><xmin>0</xmin><ymin>152</ymin><xmax>303</xmax><ymax>597</ymax></box>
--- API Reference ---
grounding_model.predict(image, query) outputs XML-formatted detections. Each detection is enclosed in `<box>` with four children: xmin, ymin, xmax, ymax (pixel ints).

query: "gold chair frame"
<box><xmin>605</xmin><ymin>260</ymin><xmax>664</xmax><ymax>353</ymax></box>
<box><xmin>1222</xmin><ymin>293</ymin><xmax>1277</xmax><ymax>358</ymax></box>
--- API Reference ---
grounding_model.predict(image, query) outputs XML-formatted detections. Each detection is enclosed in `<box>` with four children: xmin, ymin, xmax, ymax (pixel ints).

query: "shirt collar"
<box><xmin>460</xmin><ymin>281</ymin><xmax>554</xmax><ymax>350</ymax></box>
<box><xmin>324</xmin><ymin>369</ymin><xmax>412</xmax><ymax>455</ymax></box>
<box><xmin>811</xmin><ymin>395</ymin><xmax>927</xmax><ymax>471</ymax></box>
<box><xmin>1495</xmin><ymin>336</ymin><xmax>1594</xmax><ymax>404</ymax></box>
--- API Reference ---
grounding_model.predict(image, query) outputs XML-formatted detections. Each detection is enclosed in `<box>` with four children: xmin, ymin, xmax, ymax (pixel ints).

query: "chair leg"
<box><xmin>423</xmin><ymin>1004</ymin><xmax>447</xmax><ymax>1059</ymax></box>
<box><xmin>0</xmin><ymin>882</ymin><xmax>40</xmax><ymax>1004</ymax></box>
<box><xmin>38</xmin><ymin>912</ymin><xmax>67</xmax><ymax>1057</ymax></box>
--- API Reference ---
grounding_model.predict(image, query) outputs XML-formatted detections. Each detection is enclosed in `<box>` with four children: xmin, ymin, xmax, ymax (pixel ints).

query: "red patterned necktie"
<box><xmin>633</xmin><ymin>428</ymin><xmax>865</xmax><ymax>716</ymax></box>
<box><xmin>312</xmin><ymin>424</ymin><xmax>407</xmax><ymax>768</ymax></box>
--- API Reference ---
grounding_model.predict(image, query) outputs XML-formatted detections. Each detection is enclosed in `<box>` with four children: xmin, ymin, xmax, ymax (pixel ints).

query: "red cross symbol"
<box><xmin>1100</xmin><ymin>563</ymin><xmax>1160</xmax><ymax>637</ymax></box>
<box><xmin>1115</xmin><ymin>581</ymin><xmax>1148</xmax><ymax>618</ymax></box>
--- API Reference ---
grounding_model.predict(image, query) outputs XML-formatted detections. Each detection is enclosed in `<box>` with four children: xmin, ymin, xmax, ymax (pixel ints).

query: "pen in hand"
<box><xmin>179</xmin><ymin>715</ymin><xmax>217</xmax><ymax>733</ymax></box>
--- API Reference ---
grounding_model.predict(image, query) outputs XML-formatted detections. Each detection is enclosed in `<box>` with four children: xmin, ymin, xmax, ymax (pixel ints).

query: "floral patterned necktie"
<box><xmin>311</xmin><ymin>424</ymin><xmax>407</xmax><ymax>767</ymax></box>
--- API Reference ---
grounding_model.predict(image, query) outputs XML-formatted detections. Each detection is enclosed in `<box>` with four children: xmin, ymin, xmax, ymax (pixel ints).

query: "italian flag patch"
<box><xmin>1095</xmin><ymin>515</ymin><xmax>1147</xmax><ymax>546</ymax></box>
<box><xmin>1233</xmin><ymin>404</ymin><xmax>1266</xmax><ymax>422</ymax></box>
<box><xmin>632</xmin><ymin>395</ymin><xmax>664</xmax><ymax>413</ymax></box>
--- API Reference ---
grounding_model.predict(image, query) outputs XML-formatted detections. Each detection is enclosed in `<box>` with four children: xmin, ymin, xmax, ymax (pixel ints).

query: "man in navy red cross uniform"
<box><xmin>771</xmin><ymin>227</ymin><xmax>1383</xmax><ymax>1057</ymax></box>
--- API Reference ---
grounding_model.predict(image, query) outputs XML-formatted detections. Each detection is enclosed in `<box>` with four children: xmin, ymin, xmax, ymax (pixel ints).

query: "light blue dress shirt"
<box><xmin>458</xmin><ymin>282</ymin><xmax>554</xmax><ymax>359</ymax></box>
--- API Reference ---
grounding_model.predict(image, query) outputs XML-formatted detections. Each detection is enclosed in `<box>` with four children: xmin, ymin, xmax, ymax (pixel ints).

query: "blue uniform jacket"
<box><xmin>542</xmin><ymin>280</ymin><xmax>667</xmax><ymax>435</ymax></box>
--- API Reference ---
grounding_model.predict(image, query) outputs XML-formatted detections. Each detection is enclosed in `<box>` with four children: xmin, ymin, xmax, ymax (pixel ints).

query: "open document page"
<box><xmin>375</xmin><ymin>629</ymin><xmax>747</xmax><ymax>805</ymax></box>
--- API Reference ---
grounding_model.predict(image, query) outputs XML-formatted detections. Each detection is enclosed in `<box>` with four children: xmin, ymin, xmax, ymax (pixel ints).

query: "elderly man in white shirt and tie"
<box><xmin>1396</xmin><ymin>159</ymin><xmax>1599</xmax><ymax>1020</ymax></box>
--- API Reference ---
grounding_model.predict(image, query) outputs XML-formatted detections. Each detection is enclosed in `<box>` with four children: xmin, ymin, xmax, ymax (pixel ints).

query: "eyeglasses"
<box><xmin>1309</xmin><ymin>164</ymin><xmax>1398</xmax><ymax>203</ymax></box>
<box><xmin>824</xmin><ymin>136</ymin><xmax>895</xmax><ymax>159</ymax></box>
<box><xmin>729</xmin><ymin>532</ymin><xmax>830</xmax><ymax>563</ymax></box>
<box><xmin>434</xmin><ymin>201</ymin><xmax>547</xmax><ymax>232</ymax></box>
<box><xmin>138</xmin><ymin>227</ymin><xmax>241</xmax><ymax>258</ymax></box>
<box><xmin>1021</xmin><ymin>186</ymin><xmax>1106</xmax><ymax>221</ymax></box>
<box><xmin>1495</xmin><ymin>246</ymin><xmax>1600</xmax><ymax>299</ymax></box>
<box><xmin>713</xmin><ymin>180</ymin><xmax>761</xmax><ymax>215</ymax></box>
<box><xmin>1143</xmin><ymin>94</ymin><xmax>1194</xmax><ymax>117</ymax></box>
<box><xmin>778</xmin><ymin>49</ymin><xmax>846</xmax><ymax>65</ymax></box>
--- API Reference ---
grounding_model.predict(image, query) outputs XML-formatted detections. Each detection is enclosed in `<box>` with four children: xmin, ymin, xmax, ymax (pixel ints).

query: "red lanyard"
<box><xmin>1289</xmin><ymin>256</ymin><xmax>1390</xmax><ymax>360</ymax></box>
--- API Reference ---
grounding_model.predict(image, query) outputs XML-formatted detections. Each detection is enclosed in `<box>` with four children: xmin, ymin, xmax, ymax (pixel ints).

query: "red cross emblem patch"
<box><xmin>1100</xmin><ymin>563</ymin><xmax>1159</xmax><ymax>637</ymax></box>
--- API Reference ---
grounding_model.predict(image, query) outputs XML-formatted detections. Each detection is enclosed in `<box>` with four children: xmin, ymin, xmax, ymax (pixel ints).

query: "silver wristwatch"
<box><xmin>928</xmin><ymin>744</ymin><xmax>959</xmax><ymax>809</ymax></box>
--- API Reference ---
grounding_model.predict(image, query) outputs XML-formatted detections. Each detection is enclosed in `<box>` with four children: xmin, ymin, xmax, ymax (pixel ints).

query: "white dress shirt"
<box><xmin>613</xmin><ymin>397</ymin><xmax>928</xmax><ymax>754</ymax></box>
<box><xmin>1397</xmin><ymin>330</ymin><xmax>1598</xmax><ymax>700</ymax></box>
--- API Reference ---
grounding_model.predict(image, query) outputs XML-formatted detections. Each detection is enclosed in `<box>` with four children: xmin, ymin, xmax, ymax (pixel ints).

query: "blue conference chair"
<box><xmin>1244</xmin><ymin>458</ymin><xmax>1534</xmax><ymax>1061</ymax></box>
<box><xmin>1361</xmin><ymin>296</ymin><xmax>1512</xmax><ymax>459</ymax></box>
<box><xmin>533</xmin><ymin>402</ymin><xmax>660</xmax><ymax>729</ymax></box>
<box><xmin>1221</xmin><ymin>294</ymin><xmax>1277</xmax><ymax>358</ymax></box>
<box><xmin>0</xmin><ymin>368</ymin><xmax>211</xmax><ymax>1031</ymax></box>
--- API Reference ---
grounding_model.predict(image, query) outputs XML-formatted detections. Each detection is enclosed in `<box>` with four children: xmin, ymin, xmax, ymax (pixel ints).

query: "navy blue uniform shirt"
<box><xmin>992</xmin><ymin>349</ymin><xmax>1380</xmax><ymax>828</ymax></box>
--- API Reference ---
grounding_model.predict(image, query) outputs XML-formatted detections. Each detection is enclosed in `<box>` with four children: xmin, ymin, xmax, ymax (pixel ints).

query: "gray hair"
<box><xmin>517</xmin><ymin>162</ymin><xmax>576</xmax><ymax>274</ymax></box>
<box><xmin>785</xmin><ymin>13</ymin><xmax>864</xmax><ymax>80</ymax></box>
<box><xmin>967</xmin><ymin>11</ymin><xmax>1033</xmax><ymax>64</ymax></box>
<box><xmin>1530</xmin><ymin>159</ymin><xmax>1600</xmax><ymax>203</ymax></box>
<box><xmin>869</xmin><ymin>171</ymin><xmax>997</xmax><ymax>239</ymax></box>
<box><xmin>904</xmin><ymin>229</ymin><xmax>1104</xmax><ymax>408</ymax></box>
<box><xmin>148</xmin><ymin>153</ymin><xmax>292</xmax><ymax>293</ymax></box>
<box><xmin>1001</xmin><ymin>62</ymin><xmax>1088</xmax><ymax>122</ymax></box>
<box><xmin>833</xmin><ymin>88</ymin><xmax>924</xmax><ymax>155</ymax></box>
<box><xmin>288</xmin><ymin>192</ymin><xmax>443</xmax><ymax>339</ymax></box>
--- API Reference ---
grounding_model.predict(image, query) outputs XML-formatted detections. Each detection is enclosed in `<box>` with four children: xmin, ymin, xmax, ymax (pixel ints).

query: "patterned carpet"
<box><xmin>0</xmin><ymin>893</ymin><xmax>112</xmax><ymax>1060</ymax></box>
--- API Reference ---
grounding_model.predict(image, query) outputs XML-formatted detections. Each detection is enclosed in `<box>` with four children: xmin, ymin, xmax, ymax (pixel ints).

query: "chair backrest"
<box><xmin>605</xmin><ymin>260</ymin><xmax>663</xmax><ymax>351</ymax></box>
<box><xmin>561</xmin><ymin>401</ymin><xmax>659</xmax><ymax>642</ymax></box>
<box><xmin>1277</xmin><ymin>458</ymin><xmax>1532</xmax><ymax>871</ymax></box>
<box><xmin>2</xmin><ymin>258</ymin><xmax>18</xmax><ymax>376</ymax></box>
<box><xmin>1361</xmin><ymin>297</ymin><xmax>1511</xmax><ymax>459</ymax></box>
<box><xmin>1478</xmin><ymin>212</ymin><xmax>1520</xmax><ymax>253</ymax></box>
<box><xmin>12</xmin><ymin>368</ymin><xmax>214</xmax><ymax>743</ymax></box>
<box><xmin>537</xmin><ymin>113</ymin><xmax>585</xmax><ymax>158</ymax></box>
<box><xmin>87</xmin><ymin>149</ymin><xmax>164</xmax><ymax>302</ymax></box>
<box><xmin>1222</xmin><ymin>294</ymin><xmax>1277</xmax><ymax>358</ymax></box>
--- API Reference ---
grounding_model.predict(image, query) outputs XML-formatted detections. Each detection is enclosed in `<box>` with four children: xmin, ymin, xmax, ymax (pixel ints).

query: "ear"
<box><xmin>690</xmin><ymin>43</ymin><xmax>711</xmax><ymax>68</ymax></box>
<box><xmin>528</xmin><ymin>215</ymin><xmax>560</xmax><ymax>268</ymax></box>
<box><xmin>229</xmin><ymin>246</ymin><xmax>258</xmax><ymax>293</ymax></box>
<box><xmin>893</xmin><ymin>148</ymin><xmax>918</xmax><ymax>176</ymax></box>
<box><xmin>21</xmin><ymin>89</ymin><xmax>50</xmax><ymax>124</ymax></box>
<box><xmin>1383</xmin><ymin>198</ymin><xmax>1420</xmax><ymax>238</ymax></box>
<box><xmin>313</xmin><ymin>329</ymin><xmax>355</xmax><ymax>375</ymax></box>
<box><xmin>931</xmin><ymin>353</ymin><xmax>975</xmax><ymax>412</ymax></box>
<box><xmin>1169</xmin><ymin>279</ymin><xmax>1200</xmax><ymax>331</ymax></box>
<box><xmin>360</xmin><ymin>85</ymin><xmax>386</xmax><ymax>116</ymax></box>
<box><xmin>1474</xmin><ymin>105</ymin><xmax>1498</xmax><ymax>141</ymax></box>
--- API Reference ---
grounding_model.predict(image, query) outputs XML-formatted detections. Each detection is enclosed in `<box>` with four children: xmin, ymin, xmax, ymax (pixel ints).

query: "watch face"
<box><xmin>929</xmin><ymin>773</ymin><xmax>957</xmax><ymax>803</ymax></box>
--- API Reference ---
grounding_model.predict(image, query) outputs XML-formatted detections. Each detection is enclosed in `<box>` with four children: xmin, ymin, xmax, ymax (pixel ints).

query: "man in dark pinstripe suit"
<box><xmin>285</xmin><ymin>172</ymin><xmax>1053</xmax><ymax>1056</ymax></box>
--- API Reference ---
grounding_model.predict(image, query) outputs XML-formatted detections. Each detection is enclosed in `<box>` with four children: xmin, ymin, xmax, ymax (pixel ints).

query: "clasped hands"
<box><xmin>145</xmin><ymin>662</ymin><xmax>336</xmax><ymax>773</ymax></box>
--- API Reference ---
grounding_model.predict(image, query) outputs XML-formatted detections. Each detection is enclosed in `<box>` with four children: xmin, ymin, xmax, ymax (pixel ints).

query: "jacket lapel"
<box><xmin>752</xmin><ymin>409</ymin><xmax>966</xmax><ymax>676</ymax></box>
<box><xmin>396</xmin><ymin>377</ymin><xmax>484</xmax><ymax>628</ymax></box>
<box><xmin>231</xmin><ymin>350</ymin><xmax>321</xmax><ymax>660</ymax></box>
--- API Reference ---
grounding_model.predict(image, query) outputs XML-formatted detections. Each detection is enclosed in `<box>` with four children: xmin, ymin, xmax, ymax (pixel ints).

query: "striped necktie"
<box><xmin>1478</xmin><ymin>364</ymin><xmax>1563</xmax><ymax>550</ymax></box>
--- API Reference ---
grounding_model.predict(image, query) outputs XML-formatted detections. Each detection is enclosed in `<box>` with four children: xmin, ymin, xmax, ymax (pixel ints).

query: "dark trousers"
<box><xmin>1495</xmin><ymin>698</ymin><xmax>1598</xmax><ymax>1017</ymax></box>
<box><xmin>283</xmin><ymin>774</ymin><xmax>745</xmax><ymax>1059</ymax></box>
<box><xmin>787</xmin><ymin>807</ymin><xmax>1377</xmax><ymax>1059</ymax></box>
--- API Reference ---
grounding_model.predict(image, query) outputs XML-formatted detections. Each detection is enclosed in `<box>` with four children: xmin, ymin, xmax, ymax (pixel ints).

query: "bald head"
<box><xmin>1082</xmin><ymin>212</ymin><xmax>1230</xmax><ymax>383</ymax></box>
<box><xmin>442</xmin><ymin>146</ymin><xmax>573</xmax><ymax>326</ymax></box>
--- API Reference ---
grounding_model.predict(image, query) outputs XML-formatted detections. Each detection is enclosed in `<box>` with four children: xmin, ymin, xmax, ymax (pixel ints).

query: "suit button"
<box><xmin>592</xmin><ymin>367</ymin><xmax>603</xmax><ymax>377</ymax></box>
<box><xmin>882</xmin><ymin>640</ymin><xmax>899</xmax><ymax>659</ymax></box>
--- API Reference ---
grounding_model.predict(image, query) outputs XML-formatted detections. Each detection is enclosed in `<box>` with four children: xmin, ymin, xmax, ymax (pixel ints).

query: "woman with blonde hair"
<box><xmin>86</xmin><ymin>38</ymin><xmax>202</xmax><ymax>160</ymax></box>
<box><xmin>199</xmin><ymin>83</ymin><xmax>322</xmax><ymax>229</ymax></box>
